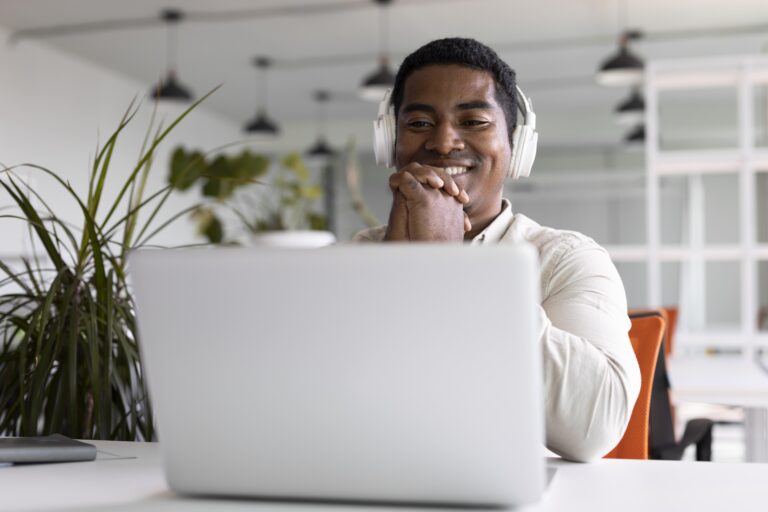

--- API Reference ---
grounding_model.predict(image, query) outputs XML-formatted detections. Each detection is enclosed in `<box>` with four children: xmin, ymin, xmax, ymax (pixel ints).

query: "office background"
<box><xmin>1</xmin><ymin>0</ymin><xmax>768</xmax><ymax>460</ymax></box>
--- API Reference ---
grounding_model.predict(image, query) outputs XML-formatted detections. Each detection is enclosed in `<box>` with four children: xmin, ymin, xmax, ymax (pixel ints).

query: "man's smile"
<box><xmin>418</xmin><ymin>160</ymin><xmax>478</xmax><ymax>176</ymax></box>
<box><xmin>444</xmin><ymin>166</ymin><xmax>469</xmax><ymax>176</ymax></box>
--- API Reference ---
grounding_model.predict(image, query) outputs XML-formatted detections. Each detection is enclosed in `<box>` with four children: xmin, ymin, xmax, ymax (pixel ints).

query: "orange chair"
<box><xmin>627</xmin><ymin>307</ymin><xmax>676</xmax><ymax>355</ymax></box>
<box><xmin>659</xmin><ymin>306</ymin><xmax>678</xmax><ymax>425</ymax></box>
<box><xmin>661</xmin><ymin>306</ymin><xmax>678</xmax><ymax>357</ymax></box>
<box><xmin>605</xmin><ymin>310</ymin><xmax>666</xmax><ymax>459</ymax></box>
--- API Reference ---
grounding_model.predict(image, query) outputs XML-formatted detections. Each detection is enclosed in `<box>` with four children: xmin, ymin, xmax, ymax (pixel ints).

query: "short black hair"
<box><xmin>391</xmin><ymin>37</ymin><xmax>518</xmax><ymax>146</ymax></box>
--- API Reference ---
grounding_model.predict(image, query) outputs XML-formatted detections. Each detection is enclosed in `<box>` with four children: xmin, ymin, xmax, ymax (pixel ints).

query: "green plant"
<box><xmin>168</xmin><ymin>148</ymin><xmax>326</xmax><ymax>244</ymax></box>
<box><xmin>0</xmin><ymin>91</ymin><xmax>215</xmax><ymax>440</ymax></box>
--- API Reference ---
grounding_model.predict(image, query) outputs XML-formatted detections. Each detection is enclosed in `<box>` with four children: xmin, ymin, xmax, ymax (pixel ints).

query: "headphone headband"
<box><xmin>378</xmin><ymin>88</ymin><xmax>394</xmax><ymax>117</ymax></box>
<box><xmin>514</xmin><ymin>84</ymin><xmax>535</xmax><ymax>130</ymax></box>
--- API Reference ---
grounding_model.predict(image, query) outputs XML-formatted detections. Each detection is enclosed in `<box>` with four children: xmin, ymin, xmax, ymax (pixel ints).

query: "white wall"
<box><xmin>0</xmin><ymin>24</ymin><xmax>390</xmax><ymax>252</ymax></box>
<box><xmin>0</xmin><ymin>25</ymin><xmax>245</xmax><ymax>254</ymax></box>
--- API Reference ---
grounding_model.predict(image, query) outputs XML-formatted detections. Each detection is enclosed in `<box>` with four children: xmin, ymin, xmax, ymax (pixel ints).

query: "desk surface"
<box><xmin>668</xmin><ymin>355</ymin><xmax>768</xmax><ymax>407</ymax></box>
<box><xmin>0</xmin><ymin>441</ymin><xmax>767</xmax><ymax>512</ymax></box>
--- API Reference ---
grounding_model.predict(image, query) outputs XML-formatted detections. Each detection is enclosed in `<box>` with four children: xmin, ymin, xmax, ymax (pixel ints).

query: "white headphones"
<box><xmin>373</xmin><ymin>84</ymin><xmax>538</xmax><ymax>180</ymax></box>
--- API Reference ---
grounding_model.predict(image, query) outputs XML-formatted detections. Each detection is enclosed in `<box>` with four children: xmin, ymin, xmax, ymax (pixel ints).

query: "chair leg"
<box><xmin>695</xmin><ymin>422</ymin><xmax>713</xmax><ymax>461</ymax></box>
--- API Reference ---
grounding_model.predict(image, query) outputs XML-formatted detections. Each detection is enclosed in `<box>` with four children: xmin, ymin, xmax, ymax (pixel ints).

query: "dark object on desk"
<box><xmin>0</xmin><ymin>434</ymin><xmax>96</xmax><ymax>464</ymax></box>
<box><xmin>647</xmin><ymin>316</ymin><xmax>713</xmax><ymax>461</ymax></box>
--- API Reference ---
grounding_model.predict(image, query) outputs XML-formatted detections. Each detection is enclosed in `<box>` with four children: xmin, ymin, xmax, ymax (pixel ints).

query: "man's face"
<box><xmin>394</xmin><ymin>64</ymin><xmax>512</xmax><ymax>223</ymax></box>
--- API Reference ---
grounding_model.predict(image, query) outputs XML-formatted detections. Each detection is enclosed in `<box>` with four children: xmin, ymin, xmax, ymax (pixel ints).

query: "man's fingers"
<box><xmin>397</xmin><ymin>171</ymin><xmax>429</xmax><ymax>202</ymax></box>
<box><xmin>426</xmin><ymin>175</ymin><xmax>444</xmax><ymax>189</ymax></box>
<box><xmin>396</xmin><ymin>163</ymin><xmax>466</xmax><ymax>202</ymax></box>
<box><xmin>464</xmin><ymin>213</ymin><xmax>472</xmax><ymax>233</ymax></box>
<box><xmin>388</xmin><ymin>172</ymin><xmax>401</xmax><ymax>193</ymax></box>
<box><xmin>398</xmin><ymin>163</ymin><xmax>458</xmax><ymax>193</ymax></box>
<box><xmin>444</xmin><ymin>178</ymin><xmax>460</xmax><ymax>196</ymax></box>
<box><xmin>397</xmin><ymin>165</ymin><xmax>445</xmax><ymax>190</ymax></box>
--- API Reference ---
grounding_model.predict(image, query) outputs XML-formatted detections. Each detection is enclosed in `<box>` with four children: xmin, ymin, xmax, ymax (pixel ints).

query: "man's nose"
<box><xmin>424</xmin><ymin>122</ymin><xmax>465</xmax><ymax>154</ymax></box>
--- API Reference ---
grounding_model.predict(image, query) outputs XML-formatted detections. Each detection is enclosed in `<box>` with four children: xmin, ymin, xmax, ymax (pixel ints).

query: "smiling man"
<box><xmin>353</xmin><ymin>38</ymin><xmax>641</xmax><ymax>462</ymax></box>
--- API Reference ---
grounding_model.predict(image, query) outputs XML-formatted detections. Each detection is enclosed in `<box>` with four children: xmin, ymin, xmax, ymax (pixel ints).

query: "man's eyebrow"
<box><xmin>456</xmin><ymin>100</ymin><xmax>495</xmax><ymax>110</ymax></box>
<box><xmin>401</xmin><ymin>100</ymin><xmax>496</xmax><ymax>114</ymax></box>
<box><xmin>402</xmin><ymin>103</ymin><xmax>435</xmax><ymax>114</ymax></box>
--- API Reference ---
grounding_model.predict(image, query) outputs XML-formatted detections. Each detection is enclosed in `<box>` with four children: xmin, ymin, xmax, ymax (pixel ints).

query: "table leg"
<box><xmin>744</xmin><ymin>407</ymin><xmax>768</xmax><ymax>463</ymax></box>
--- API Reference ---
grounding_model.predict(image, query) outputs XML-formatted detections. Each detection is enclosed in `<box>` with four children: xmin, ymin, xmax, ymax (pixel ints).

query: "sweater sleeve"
<box><xmin>351</xmin><ymin>225</ymin><xmax>387</xmax><ymax>242</ymax></box>
<box><xmin>538</xmin><ymin>239</ymin><xmax>641</xmax><ymax>462</ymax></box>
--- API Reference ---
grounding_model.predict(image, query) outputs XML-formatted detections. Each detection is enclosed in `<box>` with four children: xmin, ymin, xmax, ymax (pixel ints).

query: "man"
<box><xmin>354</xmin><ymin>38</ymin><xmax>641</xmax><ymax>462</ymax></box>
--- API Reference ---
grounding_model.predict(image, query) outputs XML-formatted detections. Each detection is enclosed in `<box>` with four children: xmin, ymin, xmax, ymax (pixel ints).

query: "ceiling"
<box><xmin>2</xmin><ymin>0</ymin><xmax>768</xmax><ymax>147</ymax></box>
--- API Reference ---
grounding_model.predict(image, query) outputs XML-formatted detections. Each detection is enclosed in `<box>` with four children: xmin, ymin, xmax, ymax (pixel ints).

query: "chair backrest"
<box><xmin>661</xmin><ymin>306</ymin><xmax>678</xmax><ymax>357</ymax></box>
<box><xmin>604</xmin><ymin>310</ymin><xmax>666</xmax><ymax>459</ymax></box>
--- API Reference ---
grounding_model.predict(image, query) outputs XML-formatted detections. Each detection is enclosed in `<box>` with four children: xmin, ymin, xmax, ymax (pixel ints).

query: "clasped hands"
<box><xmin>384</xmin><ymin>163</ymin><xmax>471</xmax><ymax>242</ymax></box>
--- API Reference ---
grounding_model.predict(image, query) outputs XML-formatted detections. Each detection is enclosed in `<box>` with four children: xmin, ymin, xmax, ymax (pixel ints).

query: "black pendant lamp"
<box><xmin>624</xmin><ymin>124</ymin><xmax>645</xmax><ymax>145</ymax></box>
<box><xmin>151</xmin><ymin>9</ymin><xmax>193</xmax><ymax>101</ymax></box>
<box><xmin>597</xmin><ymin>30</ymin><xmax>644</xmax><ymax>86</ymax></box>
<box><xmin>360</xmin><ymin>0</ymin><xmax>395</xmax><ymax>102</ymax></box>
<box><xmin>244</xmin><ymin>57</ymin><xmax>280</xmax><ymax>136</ymax></box>
<box><xmin>596</xmin><ymin>1</ymin><xmax>644</xmax><ymax>86</ymax></box>
<box><xmin>307</xmin><ymin>90</ymin><xmax>336</xmax><ymax>159</ymax></box>
<box><xmin>615</xmin><ymin>87</ymin><xmax>645</xmax><ymax>126</ymax></box>
<box><xmin>307</xmin><ymin>139</ymin><xmax>335</xmax><ymax>157</ymax></box>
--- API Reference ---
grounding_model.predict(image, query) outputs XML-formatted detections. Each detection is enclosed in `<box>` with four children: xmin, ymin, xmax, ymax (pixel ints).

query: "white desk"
<box><xmin>668</xmin><ymin>355</ymin><xmax>768</xmax><ymax>462</ymax></box>
<box><xmin>1</xmin><ymin>441</ymin><xmax>767</xmax><ymax>512</ymax></box>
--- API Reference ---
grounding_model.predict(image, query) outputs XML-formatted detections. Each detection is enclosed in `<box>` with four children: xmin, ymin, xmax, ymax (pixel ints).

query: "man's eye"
<box><xmin>463</xmin><ymin>120</ymin><xmax>489</xmax><ymax>127</ymax></box>
<box><xmin>407</xmin><ymin>120</ymin><xmax>432</xmax><ymax>128</ymax></box>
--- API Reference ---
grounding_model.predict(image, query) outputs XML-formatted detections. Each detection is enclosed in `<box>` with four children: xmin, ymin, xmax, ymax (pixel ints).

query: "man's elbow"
<box><xmin>546</xmin><ymin>361</ymin><xmax>640</xmax><ymax>462</ymax></box>
<box><xmin>548</xmin><ymin>423</ymin><xmax>627</xmax><ymax>462</ymax></box>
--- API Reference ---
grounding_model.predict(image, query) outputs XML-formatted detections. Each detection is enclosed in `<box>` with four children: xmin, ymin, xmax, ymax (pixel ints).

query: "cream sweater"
<box><xmin>353</xmin><ymin>200</ymin><xmax>641</xmax><ymax>462</ymax></box>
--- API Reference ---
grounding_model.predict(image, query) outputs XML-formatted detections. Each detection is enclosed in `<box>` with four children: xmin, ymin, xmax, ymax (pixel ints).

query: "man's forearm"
<box><xmin>538</xmin><ymin>307</ymin><xmax>638</xmax><ymax>462</ymax></box>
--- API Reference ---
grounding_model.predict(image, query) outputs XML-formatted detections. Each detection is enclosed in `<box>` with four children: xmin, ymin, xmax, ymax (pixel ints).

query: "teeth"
<box><xmin>444</xmin><ymin>166</ymin><xmax>468</xmax><ymax>176</ymax></box>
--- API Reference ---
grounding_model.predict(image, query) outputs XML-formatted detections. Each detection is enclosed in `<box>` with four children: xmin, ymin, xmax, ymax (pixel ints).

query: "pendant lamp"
<box><xmin>306</xmin><ymin>90</ymin><xmax>335</xmax><ymax>159</ymax></box>
<box><xmin>597</xmin><ymin>30</ymin><xmax>644</xmax><ymax>86</ymax></box>
<box><xmin>624</xmin><ymin>124</ymin><xmax>645</xmax><ymax>145</ymax></box>
<box><xmin>244</xmin><ymin>57</ymin><xmax>280</xmax><ymax>135</ymax></box>
<box><xmin>615</xmin><ymin>87</ymin><xmax>645</xmax><ymax>126</ymax></box>
<box><xmin>596</xmin><ymin>1</ymin><xmax>644</xmax><ymax>86</ymax></box>
<box><xmin>150</xmin><ymin>9</ymin><xmax>194</xmax><ymax>101</ymax></box>
<box><xmin>360</xmin><ymin>0</ymin><xmax>395</xmax><ymax>102</ymax></box>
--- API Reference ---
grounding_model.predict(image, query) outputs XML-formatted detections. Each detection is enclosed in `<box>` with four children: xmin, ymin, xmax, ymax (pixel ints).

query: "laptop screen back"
<box><xmin>130</xmin><ymin>244</ymin><xmax>545</xmax><ymax>506</ymax></box>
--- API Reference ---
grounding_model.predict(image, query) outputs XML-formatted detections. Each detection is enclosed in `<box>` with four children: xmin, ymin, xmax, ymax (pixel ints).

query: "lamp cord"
<box><xmin>260</xmin><ymin>67</ymin><xmax>268</xmax><ymax>114</ymax></box>
<box><xmin>617</xmin><ymin>0</ymin><xmax>627</xmax><ymax>32</ymax></box>
<box><xmin>378</xmin><ymin>2</ymin><xmax>389</xmax><ymax>61</ymax></box>
<box><xmin>318</xmin><ymin>97</ymin><xmax>327</xmax><ymax>139</ymax></box>
<box><xmin>166</xmin><ymin>22</ymin><xmax>178</xmax><ymax>74</ymax></box>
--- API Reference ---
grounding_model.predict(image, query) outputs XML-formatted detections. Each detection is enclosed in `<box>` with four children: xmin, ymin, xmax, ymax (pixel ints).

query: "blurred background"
<box><xmin>2</xmin><ymin>0</ymin><xmax>768</xmax><ymax>460</ymax></box>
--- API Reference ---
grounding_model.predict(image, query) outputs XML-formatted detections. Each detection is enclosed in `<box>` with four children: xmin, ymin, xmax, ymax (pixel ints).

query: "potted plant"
<box><xmin>168</xmin><ymin>148</ymin><xmax>335</xmax><ymax>247</ymax></box>
<box><xmin>0</xmin><ymin>91</ymin><xmax>214</xmax><ymax>440</ymax></box>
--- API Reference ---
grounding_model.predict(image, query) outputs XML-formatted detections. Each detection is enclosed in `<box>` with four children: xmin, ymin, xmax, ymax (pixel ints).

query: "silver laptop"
<box><xmin>129</xmin><ymin>244</ymin><xmax>545</xmax><ymax>507</ymax></box>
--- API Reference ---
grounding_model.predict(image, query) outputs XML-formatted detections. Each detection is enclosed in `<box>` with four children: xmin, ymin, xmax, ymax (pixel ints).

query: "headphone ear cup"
<box><xmin>507</xmin><ymin>125</ymin><xmax>537</xmax><ymax>180</ymax></box>
<box><xmin>373</xmin><ymin>111</ymin><xmax>396</xmax><ymax>168</ymax></box>
<box><xmin>518</xmin><ymin>131</ymin><xmax>538</xmax><ymax>179</ymax></box>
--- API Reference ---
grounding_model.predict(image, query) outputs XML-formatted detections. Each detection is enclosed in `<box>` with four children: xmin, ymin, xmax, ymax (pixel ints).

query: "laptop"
<box><xmin>129</xmin><ymin>244</ymin><xmax>546</xmax><ymax>507</ymax></box>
